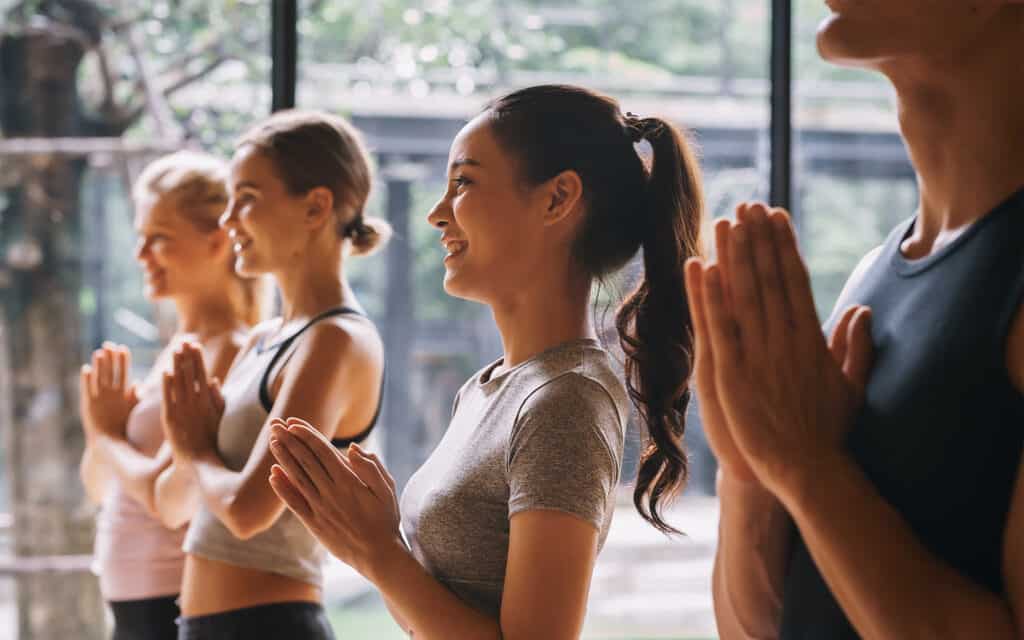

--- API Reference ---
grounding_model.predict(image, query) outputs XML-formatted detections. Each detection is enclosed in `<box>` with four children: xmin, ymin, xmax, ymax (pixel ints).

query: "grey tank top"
<box><xmin>183</xmin><ymin>308</ymin><xmax>376</xmax><ymax>585</ymax></box>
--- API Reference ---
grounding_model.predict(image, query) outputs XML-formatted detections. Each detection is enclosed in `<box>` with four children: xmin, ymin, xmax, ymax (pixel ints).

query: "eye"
<box><xmin>451</xmin><ymin>175</ymin><xmax>472</xmax><ymax>190</ymax></box>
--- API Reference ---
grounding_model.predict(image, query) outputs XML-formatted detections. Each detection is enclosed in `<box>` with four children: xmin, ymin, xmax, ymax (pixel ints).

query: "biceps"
<box><xmin>501</xmin><ymin>510</ymin><xmax>600</xmax><ymax>640</ymax></box>
<box><xmin>1003</xmin><ymin>456</ymin><xmax>1024</xmax><ymax>628</ymax></box>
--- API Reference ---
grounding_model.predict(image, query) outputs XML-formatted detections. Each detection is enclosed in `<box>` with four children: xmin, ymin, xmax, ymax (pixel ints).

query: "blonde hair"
<box><xmin>237</xmin><ymin>110</ymin><xmax>392</xmax><ymax>256</ymax></box>
<box><xmin>134</xmin><ymin>150</ymin><xmax>268</xmax><ymax>326</ymax></box>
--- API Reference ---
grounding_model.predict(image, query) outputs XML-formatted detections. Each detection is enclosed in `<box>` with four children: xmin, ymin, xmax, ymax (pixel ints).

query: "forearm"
<box><xmin>782</xmin><ymin>454</ymin><xmax>1017</xmax><ymax>640</ymax></box>
<box><xmin>368</xmin><ymin>540</ymin><xmax>501</xmax><ymax>640</ymax></box>
<box><xmin>186</xmin><ymin>450</ymin><xmax>281</xmax><ymax>539</ymax></box>
<box><xmin>713</xmin><ymin>470</ymin><xmax>792</xmax><ymax>640</ymax></box>
<box><xmin>153</xmin><ymin>462</ymin><xmax>200</xmax><ymax>529</ymax></box>
<box><xmin>80</xmin><ymin>442</ymin><xmax>113</xmax><ymax>505</ymax></box>
<box><xmin>90</xmin><ymin>434</ymin><xmax>167</xmax><ymax>515</ymax></box>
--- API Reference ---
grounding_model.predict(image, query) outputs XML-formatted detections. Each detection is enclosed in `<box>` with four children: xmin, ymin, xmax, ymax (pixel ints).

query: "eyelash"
<box><xmin>451</xmin><ymin>176</ymin><xmax>471</xmax><ymax>189</ymax></box>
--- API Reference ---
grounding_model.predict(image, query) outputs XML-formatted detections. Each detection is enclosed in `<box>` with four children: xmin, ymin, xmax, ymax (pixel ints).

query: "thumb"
<box><xmin>841</xmin><ymin>306</ymin><xmax>874</xmax><ymax>398</ymax></box>
<box><xmin>209</xmin><ymin>377</ymin><xmax>225</xmax><ymax>414</ymax></box>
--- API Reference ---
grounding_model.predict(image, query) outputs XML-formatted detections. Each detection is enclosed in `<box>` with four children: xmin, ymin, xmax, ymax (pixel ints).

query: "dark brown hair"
<box><xmin>484</xmin><ymin>85</ymin><xmax>704</xmax><ymax>533</ymax></box>
<box><xmin>237</xmin><ymin>110</ymin><xmax>391</xmax><ymax>256</ymax></box>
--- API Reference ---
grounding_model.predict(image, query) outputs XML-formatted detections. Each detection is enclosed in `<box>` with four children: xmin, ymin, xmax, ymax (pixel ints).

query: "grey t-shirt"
<box><xmin>399</xmin><ymin>338</ymin><xmax>629</xmax><ymax>618</ymax></box>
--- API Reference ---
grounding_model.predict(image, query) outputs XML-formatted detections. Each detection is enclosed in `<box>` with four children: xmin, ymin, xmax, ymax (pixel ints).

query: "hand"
<box><xmin>161</xmin><ymin>342</ymin><xmax>224</xmax><ymax>461</ymax></box>
<box><xmin>268</xmin><ymin>417</ymin><xmax>404</xmax><ymax>579</ymax></box>
<box><xmin>80</xmin><ymin>343</ymin><xmax>138</xmax><ymax>439</ymax></box>
<box><xmin>690</xmin><ymin>203</ymin><xmax>873</xmax><ymax>500</ymax></box>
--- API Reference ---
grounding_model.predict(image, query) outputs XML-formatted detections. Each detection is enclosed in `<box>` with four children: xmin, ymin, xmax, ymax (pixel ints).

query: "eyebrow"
<box><xmin>234</xmin><ymin>181</ymin><xmax>262</xmax><ymax>191</ymax></box>
<box><xmin>449</xmin><ymin>158</ymin><xmax>482</xmax><ymax>171</ymax></box>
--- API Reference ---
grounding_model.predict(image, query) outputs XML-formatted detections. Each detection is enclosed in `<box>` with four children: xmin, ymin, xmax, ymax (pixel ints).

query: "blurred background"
<box><xmin>0</xmin><ymin>0</ymin><xmax>915</xmax><ymax>638</ymax></box>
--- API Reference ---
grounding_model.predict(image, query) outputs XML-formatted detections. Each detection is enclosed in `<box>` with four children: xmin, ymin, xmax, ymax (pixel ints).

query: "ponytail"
<box><xmin>616</xmin><ymin>118</ymin><xmax>703</xmax><ymax>534</ymax></box>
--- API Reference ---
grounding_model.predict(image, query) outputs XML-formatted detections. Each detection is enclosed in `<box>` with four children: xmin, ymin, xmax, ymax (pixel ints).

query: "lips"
<box><xmin>441</xmin><ymin>237</ymin><xmax>467</xmax><ymax>261</ymax></box>
<box><xmin>232</xmin><ymin>237</ymin><xmax>253</xmax><ymax>254</ymax></box>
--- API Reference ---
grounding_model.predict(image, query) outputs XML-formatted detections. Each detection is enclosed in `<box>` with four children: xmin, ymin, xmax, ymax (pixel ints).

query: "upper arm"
<box><xmin>828</xmin><ymin>245</ymin><xmax>883</xmax><ymax>321</ymax></box>
<box><xmin>501</xmin><ymin>510</ymin><xmax>600</xmax><ymax>640</ymax></box>
<box><xmin>1001</xmin><ymin>302</ymin><xmax>1024</xmax><ymax>629</ymax></box>
<box><xmin>228</xmin><ymin>322</ymin><xmax>375</xmax><ymax>534</ymax></box>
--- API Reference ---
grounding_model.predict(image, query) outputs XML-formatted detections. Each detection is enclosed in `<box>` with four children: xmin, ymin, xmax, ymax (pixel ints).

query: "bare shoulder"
<box><xmin>292</xmin><ymin>314</ymin><xmax>383</xmax><ymax>375</ymax></box>
<box><xmin>1006</xmin><ymin>302</ymin><xmax>1024</xmax><ymax>394</ymax></box>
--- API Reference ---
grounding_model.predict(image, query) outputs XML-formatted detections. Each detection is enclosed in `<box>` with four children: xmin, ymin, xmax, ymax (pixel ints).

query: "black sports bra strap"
<box><xmin>257</xmin><ymin>306</ymin><xmax>363</xmax><ymax>412</ymax></box>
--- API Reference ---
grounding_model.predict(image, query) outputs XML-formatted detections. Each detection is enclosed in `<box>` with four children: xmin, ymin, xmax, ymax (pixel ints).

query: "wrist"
<box><xmin>772</xmin><ymin>450</ymin><xmax>853</xmax><ymax>514</ymax></box>
<box><xmin>362</xmin><ymin>535</ymin><xmax>413</xmax><ymax>587</ymax></box>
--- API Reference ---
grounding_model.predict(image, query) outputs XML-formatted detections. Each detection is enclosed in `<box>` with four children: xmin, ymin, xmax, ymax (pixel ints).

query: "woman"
<box><xmin>159</xmin><ymin>110</ymin><xmax>389</xmax><ymax>640</ymax></box>
<box><xmin>267</xmin><ymin>84</ymin><xmax>705</xmax><ymax>638</ymax></box>
<box><xmin>80</xmin><ymin>150</ymin><xmax>259</xmax><ymax>640</ymax></box>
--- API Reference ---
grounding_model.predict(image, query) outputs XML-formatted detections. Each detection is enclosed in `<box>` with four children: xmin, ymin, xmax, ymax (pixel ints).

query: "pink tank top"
<box><xmin>92</xmin><ymin>385</ymin><xmax>186</xmax><ymax>601</ymax></box>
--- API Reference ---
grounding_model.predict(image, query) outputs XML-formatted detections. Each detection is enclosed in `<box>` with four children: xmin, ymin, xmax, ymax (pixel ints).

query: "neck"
<box><xmin>273</xmin><ymin>244</ymin><xmax>351</xmax><ymax>322</ymax></box>
<box><xmin>174</xmin><ymin>287</ymin><xmax>244</xmax><ymax>341</ymax></box>
<box><xmin>489</xmin><ymin>269</ymin><xmax>594</xmax><ymax>369</ymax></box>
<box><xmin>885</xmin><ymin>37</ymin><xmax>1024</xmax><ymax>254</ymax></box>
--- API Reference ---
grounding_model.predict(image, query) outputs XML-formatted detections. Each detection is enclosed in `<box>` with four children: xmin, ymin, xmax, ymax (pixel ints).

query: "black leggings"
<box><xmin>109</xmin><ymin>595</ymin><xmax>180</xmax><ymax>640</ymax></box>
<box><xmin>176</xmin><ymin>601</ymin><xmax>335</xmax><ymax>640</ymax></box>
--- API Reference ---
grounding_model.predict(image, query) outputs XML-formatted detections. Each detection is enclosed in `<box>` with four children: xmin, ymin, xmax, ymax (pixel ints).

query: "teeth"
<box><xmin>443</xmin><ymin>240</ymin><xmax>466</xmax><ymax>255</ymax></box>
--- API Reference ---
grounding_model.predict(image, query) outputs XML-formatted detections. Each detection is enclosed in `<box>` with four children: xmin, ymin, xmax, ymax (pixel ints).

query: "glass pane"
<box><xmin>0</xmin><ymin>2</ymin><xmax>269</xmax><ymax>636</ymax></box>
<box><xmin>794</xmin><ymin>0</ymin><xmax>916</xmax><ymax>319</ymax></box>
<box><xmin>299</xmin><ymin>2</ymin><xmax>771</xmax><ymax>637</ymax></box>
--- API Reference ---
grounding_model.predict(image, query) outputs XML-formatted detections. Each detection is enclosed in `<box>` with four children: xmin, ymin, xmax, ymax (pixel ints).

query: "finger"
<box><xmin>177</xmin><ymin>346</ymin><xmax>197</xmax><ymax>398</ymax></box>
<box><xmin>703</xmin><ymin>263</ymin><xmax>744</xmax><ymax>372</ymax></box>
<box><xmin>188</xmin><ymin>344</ymin><xmax>209</xmax><ymax>394</ymax></box>
<box><xmin>269</xmin><ymin>434</ymin><xmax>321</xmax><ymax>500</ymax></box>
<box><xmin>750</xmin><ymin>206</ymin><xmax>789</xmax><ymax>340</ymax></box>
<box><xmin>726</xmin><ymin>219</ymin><xmax>766</xmax><ymax>348</ymax></box>
<box><xmin>92</xmin><ymin>351</ymin><xmax>107</xmax><ymax>393</ymax></box>
<box><xmin>348</xmin><ymin>443</ymin><xmax>396</xmax><ymax>499</ymax></box>
<box><xmin>209</xmin><ymin>377</ymin><xmax>225</xmax><ymax>415</ymax></box>
<box><xmin>713</xmin><ymin>218</ymin><xmax>733</xmax><ymax>309</ymax></box>
<box><xmin>113</xmin><ymin>347</ymin><xmax>128</xmax><ymax>391</ymax></box>
<box><xmin>80</xmin><ymin>365</ymin><xmax>92</xmax><ymax>405</ymax></box>
<box><xmin>172</xmin><ymin>349</ymin><xmax>191</xmax><ymax>406</ymax></box>
<box><xmin>770</xmin><ymin>211</ymin><xmax>819</xmax><ymax>333</ymax></box>
<box><xmin>843</xmin><ymin>306</ymin><xmax>874</xmax><ymax>394</ymax></box>
<box><xmin>284</xmin><ymin>423</ymin><xmax>349</xmax><ymax>487</ymax></box>
<box><xmin>685</xmin><ymin>258</ymin><xmax>715</xmax><ymax>379</ymax></box>
<box><xmin>828</xmin><ymin>305</ymin><xmax>859</xmax><ymax>367</ymax></box>
<box><xmin>95</xmin><ymin>350</ymin><xmax>112</xmax><ymax>389</ymax></box>
<box><xmin>161</xmin><ymin>372</ymin><xmax>176</xmax><ymax>435</ymax></box>
<box><xmin>269</xmin><ymin>465</ymin><xmax>315</xmax><ymax>522</ymax></box>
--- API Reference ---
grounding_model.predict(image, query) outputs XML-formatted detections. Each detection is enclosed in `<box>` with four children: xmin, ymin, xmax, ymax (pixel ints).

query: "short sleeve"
<box><xmin>507</xmin><ymin>373</ymin><xmax>625</xmax><ymax>529</ymax></box>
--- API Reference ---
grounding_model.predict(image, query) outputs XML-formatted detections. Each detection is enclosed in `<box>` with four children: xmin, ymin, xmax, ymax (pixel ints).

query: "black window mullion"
<box><xmin>271</xmin><ymin>0</ymin><xmax>298</xmax><ymax>112</ymax></box>
<box><xmin>769</xmin><ymin>0</ymin><xmax>793</xmax><ymax>212</ymax></box>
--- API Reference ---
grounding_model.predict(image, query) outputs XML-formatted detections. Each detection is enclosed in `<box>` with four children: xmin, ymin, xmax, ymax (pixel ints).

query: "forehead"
<box><xmin>133</xmin><ymin>194</ymin><xmax>181</xmax><ymax>230</ymax></box>
<box><xmin>448</xmin><ymin>114</ymin><xmax>505</xmax><ymax>167</ymax></box>
<box><xmin>228</xmin><ymin>144</ymin><xmax>281</xmax><ymax>186</ymax></box>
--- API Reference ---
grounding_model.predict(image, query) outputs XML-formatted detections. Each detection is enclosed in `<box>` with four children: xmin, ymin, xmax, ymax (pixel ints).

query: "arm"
<box><xmin>87</xmin><ymin>434</ymin><xmax>172</xmax><ymax>517</ymax></box>
<box><xmin>165</xmin><ymin>323</ymin><xmax>366</xmax><ymax>540</ymax></box>
<box><xmin>701</xmin><ymin>205</ymin><xmax>1023</xmax><ymax>640</ymax></box>
<box><xmin>699</xmin><ymin>211</ymin><xmax>881</xmax><ymax>638</ymax></box>
<box><xmin>152</xmin><ymin>444</ymin><xmax>200</xmax><ymax>529</ymax></box>
<box><xmin>79</xmin><ymin>440</ymin><xmax>114</xmax><ymax>505</ymax></box>
<box><xmin>369</xmin><ymin>511</ymin><xmax>600</xmax><ymax>640</ymax></box>
<box><xmin>778</xmin><ymin>301</ymin><xmax>1024</xmax><ymax>640</ymax></box>
<box><xmin>268</xmin><ymin>422</ymin><xmax>604</xmax><ymax>640</ymax></box>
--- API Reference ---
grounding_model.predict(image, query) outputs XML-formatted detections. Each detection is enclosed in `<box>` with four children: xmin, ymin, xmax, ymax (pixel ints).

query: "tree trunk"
<box><xmin>0</xmin><ymin>6</ymin><xmax>107</xmax><ymax>638</ymax></box>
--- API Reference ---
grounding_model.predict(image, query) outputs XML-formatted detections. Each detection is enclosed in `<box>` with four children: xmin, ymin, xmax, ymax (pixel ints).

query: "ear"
<box><xmin>303</xmin><ymin>187</ymin><xmax>335</xmax><ymax>230</ymax></box>
<box><xmin>541</xmin><ymin>170</ymin><xmax>584</xmax><ymax>227</ymax></box>
<box><xmin>207</xmin><ymin>228</ymin><xmax>229</xmax><ymax>259</ymax></box>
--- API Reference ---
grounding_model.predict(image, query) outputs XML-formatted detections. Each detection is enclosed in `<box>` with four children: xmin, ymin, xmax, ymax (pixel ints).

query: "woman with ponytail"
<box><xmin>266</xmin><ymin>85</ymin><xmax>704</xmax><ymax>638</ymax></box>
<box><xmin>158</xmin><ymin>111</ymin><xmax>389</xmax><ymax>639</ymax></box>
<box><xmin>80</xmin><ymin>150</ymin><xmax>259</xmax><ymax>640</ymax></box>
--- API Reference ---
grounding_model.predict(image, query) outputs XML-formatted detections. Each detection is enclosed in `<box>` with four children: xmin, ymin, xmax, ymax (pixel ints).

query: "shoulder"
<box><xmin>513</xmin><ymin>372</ymin><xmax>625</xmax><ymax>455</ymax></box>
<box><xmin>290</xmin><ymin>314</ymin><xmax>382</xmax><ymax>377</ymax></box>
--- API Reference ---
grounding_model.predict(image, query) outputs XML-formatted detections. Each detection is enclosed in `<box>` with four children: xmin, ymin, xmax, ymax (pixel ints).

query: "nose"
<box><xmin>426</xmin><ymin>195</ymin><xmax>451</xmax><ymax>230</ymax></box>
<box><xmin>219</xmin><ymin>203</ymin><xmax>237</xmax><ymax>231</ymax></box>
<box><xmin>134</xmin><ymin>238</ymin><xmax>149</xmax><ymax>263</ymax></box>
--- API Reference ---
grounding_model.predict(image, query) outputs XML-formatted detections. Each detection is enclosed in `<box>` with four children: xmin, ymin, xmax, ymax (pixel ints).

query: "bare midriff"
<box><xmin>179</xmin><ymin>554</ymin><xmax>321</xmax><ymax>617</ymax></box>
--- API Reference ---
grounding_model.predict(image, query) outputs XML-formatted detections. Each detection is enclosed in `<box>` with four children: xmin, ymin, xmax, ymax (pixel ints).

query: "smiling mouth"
<box><xmin>233</xmin><ymin>238</ymin><xmax>253</xmax><ymax>254</ymax></box>
<box><xmin>442</xmin><ymin>239</ymin><xmax>467</xmax><ymax>261</ymax></box>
